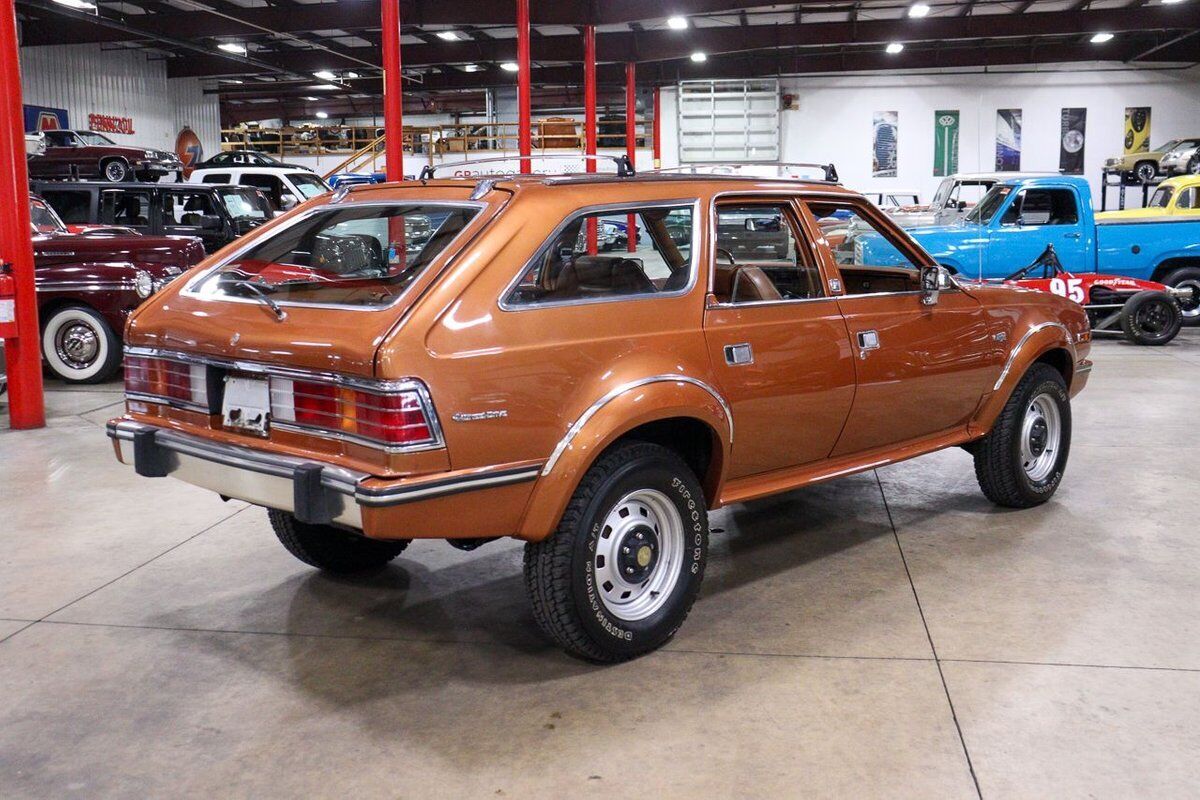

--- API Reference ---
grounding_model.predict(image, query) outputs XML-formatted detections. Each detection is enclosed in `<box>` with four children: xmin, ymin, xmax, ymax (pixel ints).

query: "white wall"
<box><xmin>19</xmin><ymin>44</ymin><xmax>221</xmax><ymax>157</ymax></box>
<box><xmin>660</xmin><ymin>65</ymin><xmax>1200</xmax><ymax>205</ymax></box>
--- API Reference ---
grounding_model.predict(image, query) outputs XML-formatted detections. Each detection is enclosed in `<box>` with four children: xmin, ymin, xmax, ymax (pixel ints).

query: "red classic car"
<box><xmin>990</xmin><ymin>245</ymin><xmax>1198</xmax><ymax>345</ymax></box>
<box><xmin>30</xmin><ymin>195</ymin><xmax>206</xmax><ymax>383</ymax></box>
<box><xmin>27</xmin><ymin>129</ymin><xmax>183</xmax><ymax>182</ymax></box>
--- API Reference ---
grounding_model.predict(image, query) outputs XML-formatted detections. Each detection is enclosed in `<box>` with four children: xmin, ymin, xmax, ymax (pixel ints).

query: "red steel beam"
<box><xmin>584</xmin><ymin>24</ymin><xmax>597</xmax><ymax>253</ymax></box>
<box><xmin>381</xmin><ymin>0</ymin><xmax>404</xmax><ymax>181</ymax></box>
<box><xmin>652</xmin><ymin>86</ymin><xmax>661</xmax><ymax>169</ymax></box>
<box><xmin>625</xmin><ymin>61</ymin><xmax>636</xmax><ymax>252</ymax></box>
<box><xmin>0</xmin><ymin>0</ymin><xmax>45</xmax><ymax>428</ymax></box>
<box><xmin>517</xmin><ymin>0</ymin><xmax>531</xmax><ymax>174</ymax></box>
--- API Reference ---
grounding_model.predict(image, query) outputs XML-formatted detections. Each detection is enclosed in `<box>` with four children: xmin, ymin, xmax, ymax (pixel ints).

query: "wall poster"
<box><xmin>1059</xmin><ymin>108</ymin><xmax>1087</xmax><ymax>175</ymax></box>
<box><xmin>1124</xmin><ymin>107</ymin><xmax>1151</xmax><ymax>154</ymax></box>
<box><xmin>872</xmin><ymin>111</ymin><xmax>898</xmax><ymax>178</ymax></box>
<box><xmin>995</xmin><ymin>109</ymin><xmax>1022</xmax><ymax>172</ymax></box>
<box><xmin>933</xmin><ymin>110</ymin><xmax>959</xmax><ymax>177</ymax></box>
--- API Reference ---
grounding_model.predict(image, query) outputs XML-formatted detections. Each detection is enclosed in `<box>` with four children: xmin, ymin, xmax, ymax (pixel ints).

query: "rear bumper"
<box><xmin>107</xmin><ymin>419</ymin><xmax>541</xmax><ymax>535</ymax></box>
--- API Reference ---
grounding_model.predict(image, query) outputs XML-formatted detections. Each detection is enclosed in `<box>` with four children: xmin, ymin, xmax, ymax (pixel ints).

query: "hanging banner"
<box><xmin>872</xmin><ymin>111</ymin><xmax>898</xmax><ymax>178</ymax></box>
<box><xmin>1124</xmin><ymin>107</ymin><xmax>1151</xmax><ymax>155</ymax></box>
<box><xmin>22</xmin><ymin>104</ymin><xmax>68</xmax><ymax>132</ymax></box>
<box><xmin>933</xmin><ymin>110</ymin><xmax>959</xmax><ymax>177</ymax></box>
<box><xmin>995</xmin><ymin>109</ymin><xmax>1022</xmax><ymax>172</ymax></box>
<box><xmin>1059</xmin><ymin>108</ymin><xmax>1087</xmax><ymax>175</ymax></box>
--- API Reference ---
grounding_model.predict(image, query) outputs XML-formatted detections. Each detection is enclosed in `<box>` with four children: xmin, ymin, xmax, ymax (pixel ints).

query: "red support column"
<box><xmin>653</xmin><ymin>87</ymin><xmax>662</xmax><ymax>169</ymax></box>
<box><xmin>381</xmin><ymin>0</ymin><xmax>404</xmax><ymax>182</ymax></box>
<box><xmin>625</xmin><ymin>62</ymin><xmax>637</xmax><ymax>252</ymax></box>
<box><xmin>0</xmin><ymin>0</ymin><xmax>45</xmax><ymax>429</ymax></box>
<box><xmin>584</xmin><ymin>24</ymin><xmax>598</xmax><ymax>254</ymax></box>
<box><xmin>517</xmin><ymin>0</ymin><xmax>532</xmax><ymax>174</ymax></box>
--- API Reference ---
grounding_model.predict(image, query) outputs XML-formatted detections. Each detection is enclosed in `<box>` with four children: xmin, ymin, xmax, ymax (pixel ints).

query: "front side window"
<box><xmin>30</xmin><ymin>198</ymin><xmax>67</xmax><ymax>234</ymax></box>
<box><xmin>217</xmin><ymin>187</ymin><xmax>272</xmax><ymax>221</ymax></box>
<box><xmin>806</xmin><ymin>200</ymin><xmax>923</xmax><ymax>295</ymax></box>
<box><xmin>1148</xmin><ymin>186</ymin><xmax>1174</xmax><ymax>209</ymax></box>
<box><xmin>288</xmin><ymin>173</ymin><xmax>329</xmax><ymax>199</ymax></box>
<box><xmin>162</xmin><ymin>191</ymin><xmax>220</xmax><ymax>228</ymax></box>
<box><xmin>192</xmin><ymin>203</ymin><xmax>480</xmax><ymax>308</ymax></box>
<box><xmin>713</xmin><ymin>204</ymin><xmax>823</xmax><ymax>303</ymax></box>
<box><xmin>504</xmin><ymin>204</ymin><xmax>694</xmax><ymax>308</ymax></box>
<box><xmin>76</xmin><ymin>131</ymin><xmax>116</xmax><ymax>146</ymax></box>
<box><xmin>965</xmin><ymin>185</ymin><xmax>1014</xmax><ymax>225</ymax></box>
<box><xmin>1000</xmin><ymin>189</ymin><xmax>1078</xmax><ymax>226</ymax></box>
<box><xmin>240</xmin><ymin>174</ymin><xmax>285</xmax><ymax>208</ymax></box>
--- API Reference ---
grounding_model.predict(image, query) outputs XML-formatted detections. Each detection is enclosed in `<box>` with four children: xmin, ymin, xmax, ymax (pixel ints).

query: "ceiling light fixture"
<box><xmin>500</xmin><ymin>62</ymin><xmax>519</xmax><ymax>72</ymax></box>
<box><xmin>462</xmin><ymin>63</ymin><xmax>483</xmax><ymax>72</ymax></box>
<box><xmin>313</xmin><ymin>70</ymin><xmax>337</xmax><ymax>80</ymax></box>
<box><xmin>346</xmin><ymin>71</ymin><xmax>359</xmax><ymax>78</ymax></box>
<box><xmin>50</xmin><ymin>0</ymin><xmax>97</xmax><ymax>10</ymax></box>
<box><xmin>690</xmin><ymin>51</ymin><xmax>707</xmax><ymax>62</ymax></box>
<box><xmin>886</xmin><ymin>42</ymin><xmax>905</xmax><ymax>54</ymax></box>
<box><xmin>436</xmin><ymin>30</ymin><xmax>461</xmax><ymax>41</ymax></box>
<box><xmin>313</xmin><ymin>83</ymin><xmax>339</xmax><ymax>90</ymax></box>
<box><xmin>217</xmin><ymin>42</ymin><xmax>247</xmax><ymax>55</ymax></box>
<box><xmin>667</xmin><ymin>16</ymin><xmax>688</xmax><ymax>29</ymax></box>
<box><xmin>1161</xmin><ymin>0</ymin><xmax>1185</xmax><ymax>4</ymax></box>
<box><xmin>907</xmin><ymin>3</ymin><xmax>931</xmax><ymax>17</ymax></box>
<box><xmin>315</xmin><ymin>111</ymin><xmax>329</xmax><ymax>119</ymax></box>
<box><xmin>303</xmin><ymin>96</ymin><xmax>318</xmax><ymax>100</ymax></box>
<box><xmin>1090</xmin><ymin>32</ymin><xmax>1114</xmax><ymax>43</ymax></box>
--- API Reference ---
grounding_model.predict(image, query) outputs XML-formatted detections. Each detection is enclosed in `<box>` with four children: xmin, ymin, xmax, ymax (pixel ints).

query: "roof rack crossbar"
<box><xmin>654</xmin><ymin>161</ymin><xmax>840</xmax><ymax>184</ymax></box>
<box><xmin>418</xmin><ymin>153</ymin><xmax>635</xmax><ymax>181</ymax></box>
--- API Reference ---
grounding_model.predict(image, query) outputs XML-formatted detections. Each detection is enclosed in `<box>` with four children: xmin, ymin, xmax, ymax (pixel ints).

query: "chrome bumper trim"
<box><xmin>107</xmin><ymin>421</ymin><xmax>540</xmax><ymax>521</ymax></box>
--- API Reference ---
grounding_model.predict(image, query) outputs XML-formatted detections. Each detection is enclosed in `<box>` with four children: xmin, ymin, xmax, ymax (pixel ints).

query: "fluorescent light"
<box><xmin>500</xmin><ymin>62</ymin><xmax>519</xmax><ymax>72</ymax></box>
<box><xmin>222</xmin><ymin>78</ymin><xmax>244</xmax><ymax>84</ymax></box>
<box><xmin>1162</xmin><ymin>0</ymin><xmax>1185</xmax><ymax>4</ymax></box>
<box><xmin>315</xmin><ymin>111</ymin><xmax>329</xmax><ymax>119</ymax></box>
<box><xmin>436</xmin><ymin>30</ymin><xmax>461</xmax><ymax>41</ymax></box>
<box><xmin>313</xmin><ymin>83</ymin><xmax>339</xmax><ymax>90</ymax></box>
<box><xmin>886</xmin><ymin>42</ymin><xmax>905</xmax><ymax>54</ymax></box>
<box><xmin>1090</xmin><ymin>32</ymin><xmax>1114</xmax><ymax>43</ymax></box>
<box><xmin>51</xmin><ymin>0</ymin><xmax>96</xmax><ymax>10</ymax></box>
<box><xmin>313</xmin><ymin>70</ymin><xmax>337</xmax><ymax>80</ymax></box>
<box><xmin>907</xmin><ymin>3</ymin><xmax>930</xmax><ymax>17</ymax></box>
<box><xmin>690</xmin><ymin>51</ymin><xmax>707</xmax><ymax>62</ymax></box>
<box><xmin>302</xmin><ymin>96</ymin><xmax>319</xmax><ymax>100</ymax></box>
<box><xmin>346</xmin><ymin>71</ymin><xmax>359</xmax><ymax>78</ymax></box>
<box><xmin>462</xmin><ymin>63</ymin><xmax>483</xmax><ymax>72</ymax></box>
<box><xmin>667</xmin><ymin>16</ymin><xmax>688</xmax><ymax>29</ymax></box>
<box><xmin>217</xmin><ymin>42</ymin><xmax>247</xmax><ymax>55</ymax></box>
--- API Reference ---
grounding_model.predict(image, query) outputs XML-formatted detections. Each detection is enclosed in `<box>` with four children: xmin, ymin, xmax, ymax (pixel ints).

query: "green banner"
<box><xmin>933</xmin><ymin>110</ymin><xmax>959</xmax><ymax>177</ymax></box>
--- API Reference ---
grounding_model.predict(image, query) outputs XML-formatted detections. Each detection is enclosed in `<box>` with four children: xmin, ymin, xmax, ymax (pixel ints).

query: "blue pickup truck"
<box><xmin>878</xmin><ymin>175</ymin><xmax>1200</xmax><ymax>322</ymax></box>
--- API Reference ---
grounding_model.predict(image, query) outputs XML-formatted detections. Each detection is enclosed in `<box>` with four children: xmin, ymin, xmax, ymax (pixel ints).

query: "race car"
<box><xmin>991</xmin><ymin>245</ymin><xmax>1198</xmax><ymax>346</ymax></box>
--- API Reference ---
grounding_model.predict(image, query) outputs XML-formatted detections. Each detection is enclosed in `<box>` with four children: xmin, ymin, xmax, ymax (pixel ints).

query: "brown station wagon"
<box><xmin>108</xmin><ymin>162</ymin><xmax>1093</xmax><ymax>662</ymax></box>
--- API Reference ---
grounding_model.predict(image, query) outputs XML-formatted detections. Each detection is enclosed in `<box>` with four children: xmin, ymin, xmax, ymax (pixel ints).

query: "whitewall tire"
<box><xmin>41</xmin><ymin>305</ymin><xmax>121</xmax><ymax>384</ymax></box>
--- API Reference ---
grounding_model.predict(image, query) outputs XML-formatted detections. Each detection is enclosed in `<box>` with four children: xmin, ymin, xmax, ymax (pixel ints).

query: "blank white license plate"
<box><xmin>222</xmin><ymin>375</ymin><xmax>270</xmax><ymax>436</ymax></box>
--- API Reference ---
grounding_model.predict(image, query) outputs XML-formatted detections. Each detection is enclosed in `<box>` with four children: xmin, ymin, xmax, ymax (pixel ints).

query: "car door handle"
<box><xmin>724</xmin><ymin>343</ymin><xmax>754</xmax><ymax>366</ymax></box>
<box><xmin>857</xmin><ymin>330</ymin><xmax>880</xmax><ymax>357</ymax></box>
<box><xmin>1064</xmin><ymin>232</ymin><xmax>1081</xmax><ymax>239</ymax></box>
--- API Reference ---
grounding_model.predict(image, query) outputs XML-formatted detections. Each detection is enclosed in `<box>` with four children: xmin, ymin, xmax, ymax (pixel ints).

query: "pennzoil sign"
<box><xmin>88</xmin><ymin>114</ymin><xmax>135</xmax><ymax>135</ymax></box>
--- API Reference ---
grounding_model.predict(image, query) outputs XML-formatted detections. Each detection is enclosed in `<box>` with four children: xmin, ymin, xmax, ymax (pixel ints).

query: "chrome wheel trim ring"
<box><xmin>593</xmin><ymin>488</ymin><xmax>684</xmax><ymax>622</ymax></box>
<box><xmin>105</xmin><ymin>161</ymin><xmax>126</xmax><ymax>181</ymax></box>
<box><xmin>55</xmin><ymin>321</ymin><xmax>100</xmax><ymax>370</ymax></box>
<box><xmin>1020</xmin><ymin>393</ymin><xmax>1062</xmax><ymax>483</ymax></box>
<box><xmin>1174</xmin><ymin>280</ymin><xmax>1200</xmax><ymax>318</ymax></box>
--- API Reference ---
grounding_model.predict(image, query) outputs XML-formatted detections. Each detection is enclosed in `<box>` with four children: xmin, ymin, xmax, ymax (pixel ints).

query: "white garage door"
<box><xmin>677</xmin><ymin>78</ymin><xmax>781</xmax><ymax>163</ymax></box>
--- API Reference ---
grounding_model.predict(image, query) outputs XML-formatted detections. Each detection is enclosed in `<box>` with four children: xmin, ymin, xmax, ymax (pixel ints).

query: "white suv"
<box><xmin>188</xmin><ymin>166</ymin><xmax>329</xmax><ymax>214</ymax></box>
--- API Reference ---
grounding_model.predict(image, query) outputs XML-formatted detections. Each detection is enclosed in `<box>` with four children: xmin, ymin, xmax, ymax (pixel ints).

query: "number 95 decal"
<box><xmin>1049</xmin><ymin>277</ymin><xmax>1084</xmax><ymax>303</ymax></box>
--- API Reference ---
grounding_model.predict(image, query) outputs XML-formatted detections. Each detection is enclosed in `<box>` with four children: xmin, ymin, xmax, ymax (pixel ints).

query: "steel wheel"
<box><xmin>1133</xmin><ymin>298</ymin><xmax>1174</xmax><ymax>335</ymax></box>
<box><xmin>1020</xmin><ymin>393</ymin><xmax>1062</xmax><ymax>483</ymax></box>
<box><xmin>592</xmin><ymin>488</ymin><xmax>685</xmax><ymax>622</ymax></box>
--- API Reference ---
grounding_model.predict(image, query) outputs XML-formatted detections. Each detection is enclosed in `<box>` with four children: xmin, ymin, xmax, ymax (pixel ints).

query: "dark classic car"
<box><xmin>32</xmin><ymin>180</ymin><xmax>274</xmax><ymax>254</ymax></box>
<box><xmin>30</xmin><ymin>195</ymin><xmax>206</xmax><ymax>383</ymax></box>
<box><xmin>193</xmin><ymin>149</ymin><xmax>315</xmax><ymax>172</ymax></box>
<box><xmin>27</xmin><ymin>130</ymin><xmax>184</xmax><ymax>182</ymax></box>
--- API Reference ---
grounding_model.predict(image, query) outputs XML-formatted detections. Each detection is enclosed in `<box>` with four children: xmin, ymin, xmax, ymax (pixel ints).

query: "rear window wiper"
<box><xmin>217</xmin><ymin>274</ymin><xmax>287</xmax><ymax>321</ymax></box>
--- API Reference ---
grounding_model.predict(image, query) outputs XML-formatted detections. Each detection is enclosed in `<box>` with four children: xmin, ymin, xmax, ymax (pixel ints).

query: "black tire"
<box><xmin>1189</xmin><ymin>157</ymin><xmax>1200</xmax><ymax>176</ymax></box>
<box><xmin>974</xmin><ymin>363</ymin><xmax>1072</xmax><ymax>509</ymax></box>
<box><xmin>1134</xmin><ymin>161</ymin><xmax>1157</xmax><ymax>183</ymax></box>
<box><xmin>101</xmin><ymin>158</ymin><xmax>130</xmax><ymax>182</ymax></box>
<box><xmin>1120</xmin><ymin>291</ymin><xmax>1181</xmax><ymax>345</ymax></box>
<box><xmin>523</xmin><ymin>441</ymin><xmax>708</xmax><ymax>662</ymax></box>
<box><xmin>1160</xmin><ymin>266</ymin><xmax>1200</xmax><ymax>327</ymax></box>
<box><xmin>40</xmin><ymin>304</ymin><xmax>121</xmax><ymax>384</ymax></box>
<box><xmin>267</xmin><ymin>509</ymin><xmax>409</xmax><ymax>573</ymax></box>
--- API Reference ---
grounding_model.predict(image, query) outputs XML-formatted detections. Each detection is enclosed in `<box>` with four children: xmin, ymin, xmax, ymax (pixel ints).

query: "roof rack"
<box><xmin>418</xmin><ymin>153</ymin><xmax>635</xmax><ymax>181</ymax></box>
<box><xmin>653</xmin><ymin>161</ymin><xmax>840</xmax><ymax>184</ymax></box>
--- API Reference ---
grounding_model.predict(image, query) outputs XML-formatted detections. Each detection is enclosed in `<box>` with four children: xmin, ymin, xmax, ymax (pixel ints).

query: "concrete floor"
<box><xmin>2</xmin><ymin>332</ymin><xmax>1199</xmax><ymax>799</ymax></box>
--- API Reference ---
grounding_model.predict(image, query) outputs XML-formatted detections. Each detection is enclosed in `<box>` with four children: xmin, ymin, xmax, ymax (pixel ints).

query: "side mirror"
<box><xmin>280</xmin><ymin>193</ymin><xmax>298</xmax><ymax>211</ymax></box>
<box><xmin>956</xmin><ymin>200</ymin><xmax>968</xmax><ymax>211</ymax></box>
<box><xmin>745</xmin><ymin>218</ymin><xmax>757</xmax><ymax>232</ymax></box>
<box><xmin>920</xmin><ymin>265</ymin><xmax>954</xmax><ymax>306</ymax></box>
<box><xmin>200</xmin><ymin>215</ymin><xmax>223</xmax><ymax>231</ymax></box>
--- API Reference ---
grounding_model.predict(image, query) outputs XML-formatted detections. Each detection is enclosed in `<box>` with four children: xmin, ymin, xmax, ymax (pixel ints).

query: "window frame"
<box><xmin>707</xmin><ymin>195</ymin><xmax>833</xmax><ymax>308</ymax></box>
<box><xmin>497</xmin><ymin>198</ymin><xmax>702</xmax><ymax>312</ymax></box>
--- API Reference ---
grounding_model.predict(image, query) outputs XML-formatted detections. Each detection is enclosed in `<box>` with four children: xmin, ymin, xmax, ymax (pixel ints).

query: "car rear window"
<box><xmin>191</xmin><ymin>203</ymin><xmax>479</xmax><ymax>308</ymax></box>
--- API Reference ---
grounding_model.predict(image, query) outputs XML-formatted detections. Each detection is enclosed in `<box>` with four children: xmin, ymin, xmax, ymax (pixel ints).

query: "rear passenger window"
<box><xmin>41</xmin><ymin>190</ymin><xmax>91</xmax><ymax>224</ymax></box>
<box><xmin>201</xmin><ymin>173</ymin><xmax>231</xmax><ymax>184</ymax></box>
<box><xmin>713</xmin><ymin>204</ymin><xmax>824</xmax><ymax>303</ymax></box>
<box><xmin>102</xmin><ymin>190</ymin><xmax>151</xmax><ymax>228</ymax></box>
<box><xmin>503</xmin><ymin>204</ymin><xmax>695</xmax><ymax>308</ymax></box>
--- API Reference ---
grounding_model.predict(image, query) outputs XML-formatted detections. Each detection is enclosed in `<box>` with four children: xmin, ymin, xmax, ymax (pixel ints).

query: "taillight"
<box><xmin>124</xmin><ymin>354</ymin><xmax>208</xmax><ymax>411</ymax></box>
<box><xmin>269</xmin><ymin>377</ymin><xmax>439</xmax><ymax>450</ymax></box>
